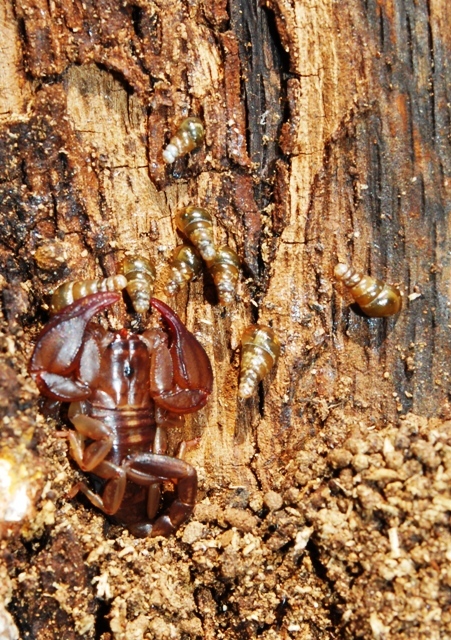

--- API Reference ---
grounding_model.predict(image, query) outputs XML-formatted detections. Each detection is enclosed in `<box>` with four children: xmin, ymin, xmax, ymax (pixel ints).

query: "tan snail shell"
<box><xmin>165</xmin><ymin>245</ymin><xmax>203</xmax><ymax>296</ymax></box>
<box><xmin>120</xmin><ymin>256</ymin><xmax>156</xmax><ymax>314</ymax></box>
<box><xmin>334</xmin><ymin>262</ymin><xmax>402</xmax><ymax>317</ymax></box>
<box><xmin>162</xmin><ymin>117</ymin><xmax>205</xmax><ymax>164</ymax></box>
<box><xmin>50</xmin><ymin>275</ymin><xmax>127</xmax><ymax>314</ymax></box>
<box><xmin>238</xmin><ymin>325</ymin><xmax>281</xmax><ymax>398</ymax></box>
<box><xmin>206</xmin><ymin>245</ymin><xmax>240</xmax><ymax>306</ymax></box>
<box><xmin>175</xmin><ymin>206</ymin><xmax>216</xmax><ymax>262</ymax></box>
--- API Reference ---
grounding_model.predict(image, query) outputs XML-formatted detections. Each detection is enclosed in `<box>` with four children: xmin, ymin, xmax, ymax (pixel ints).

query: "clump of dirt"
<box><xmin>3</xmin><ymin>393</ymin><xmax>451</xmax><ymax>639</ymax></box>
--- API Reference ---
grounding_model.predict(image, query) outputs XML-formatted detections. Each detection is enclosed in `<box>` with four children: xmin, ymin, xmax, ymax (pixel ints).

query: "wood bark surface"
<box><xmin>1</xmin><ymin>0</ymin><xmax>451</xmax><ymax>638</ymax></box>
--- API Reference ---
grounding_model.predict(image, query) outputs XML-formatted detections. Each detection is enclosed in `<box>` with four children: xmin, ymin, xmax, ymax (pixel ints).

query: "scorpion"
<box><xmin>29</xmin><ymin>289</ymin><xmax>213</xmax><ymax>537</ymax></box>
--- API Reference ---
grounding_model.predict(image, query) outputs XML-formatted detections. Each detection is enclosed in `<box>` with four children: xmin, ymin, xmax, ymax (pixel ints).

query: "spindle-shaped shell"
<box><xmin>207</xmin><ymin>245</ymin><xmax>240</xmax><ymax>306</ymax></box>
<box><xmin>120</xmin><ymin>256</ymin><xmax>156</xmax><ymax>314</ymax></box>
<box><xmin>50</xmin><ymin>275</ymin><xmax>127</xmax><ymax>314</ymax></box>
<box><xmin>162</xmin><ymin>117</ymin><xmax>205</xmax><ymax>164</ymax></box>
<box><xmin>238</xmin><ymin>325</ymin><xmax>280</xmax><ymax>398</ymax></box>
<box><xmin>334</xmin><ymin>262</ymin><xmax>402</xmax><ymax>317</ymax></box>
<box><xmin>165</xmin><ymin>245</ymin><xmax>203</xmax><ymax>296</ymax></box>
<box><xmin>175</xmin><ymin>206</ymin><xmax>216</xmax><ymax>262</ymax></box>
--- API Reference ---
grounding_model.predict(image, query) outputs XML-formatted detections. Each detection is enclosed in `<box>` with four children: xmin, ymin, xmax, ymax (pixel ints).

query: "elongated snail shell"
<box><xmin>334</xmin><ymin>262</ymin><xmax>402</xmax><ymax>317</ymax></box>
<box><xmin>50</xmin><ymin>275</ymin><xmax>127</xmax><ymax>314</ymax></box>
<box><xmin>175</xmin><ymin>206</ymin><xmax>216</xmax><ymax>262</ymax></box>
<box><xmin>238</xmin><ymin>325</ymin><xmax>281</xmax><ymax>398</ymax></box>
<box><xmin>162</xmin><ymin>117</ymin><xmax>205</xmax><ymax>164</ymax></box>
<box><xmin>120</xmin><ymin>256</ymin><xmax>156</xmax><ymax>314</ymax></box>
<box><xmin>206</xmin><ymin>245</ymin><xmax>240</xmax><ymax>306</ymax></box>
<box><xmin>165</xmin><ymin>245</ymin><xmax>203</xmax><ymax>296</ymax></box>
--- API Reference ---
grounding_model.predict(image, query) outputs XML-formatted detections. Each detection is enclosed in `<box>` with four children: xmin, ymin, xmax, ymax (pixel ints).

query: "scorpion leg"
<box><xmin>73</xmin><ymin>461</ymin><xmax>127</xmax><ymax>516</ymax></box>
<box><xmin>69</xmin><ymin>415</ymin><xmax>113</xmax><ymax>471</ymax></box>
<box><xmin>68</xmin><ymin>414</ymin><xmax>126</xmax><ymax>515</ymax></box>
<box><xmin>145</xmin><ymin>410</ymin><xmax>199</xmax><ymax>522</ymax></box>
<box><xmin>145</xmin><ymin>410</ymin><xmax>191</xmax><ymax>520</ymax></box>
<box><xmin>145</xmin><ymin>425</ymin><xmax>167</xmax><ymax>520</ymax></box>
<box><xmin>124</xmin><ymin>453</ymin><xmax>197</xmax><ymax>537</ymax></box>
<box><xmin>145</xmin><ymin>415</ymin><xmax>184</xmax><ymax>521</ymax></box>
<box><xmin>175</xmin><ymin>437</ymin><xmax>201</xmax><ymax>460</ymax></box>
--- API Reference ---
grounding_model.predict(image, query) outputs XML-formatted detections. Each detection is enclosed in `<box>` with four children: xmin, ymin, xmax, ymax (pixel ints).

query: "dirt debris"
<box><xmin>2</xmin><ymin>320</ymin><xmax>451</xmax><ymax>638</ymax></box>
<box><xmin>2</xmin><ymin>354</ymin><xmax>451</xmax><ymax>640</ymax></box>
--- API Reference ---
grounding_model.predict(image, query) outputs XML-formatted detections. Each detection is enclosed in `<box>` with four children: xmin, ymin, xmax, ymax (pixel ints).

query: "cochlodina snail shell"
<box><xmin>206</xmin><ymin>245</ymin><xmax>240</xmax><ymax>306</ymax></box>
<box><xmin>50</xmin><ymin>275</ymin><xmax>127</xmax><ymax>314</ymax></box>
<box><xmin>175</xmin><ymin>206</ymin><xmax>216</xmax><ymax>262</ymax></box>
<box><xmin>334</xmin><ymin>262</ymin><xmax>402</xmax><ymax>317</ymax></box>
<box><xmin>120</xmin><ymin>256</ymin><xmax>156</xmax><ymax>314</ymax></box>
<box><xmin>162</xmin><ymin>117</ymin><xmax>205</xmax><ymax>164</ymax></box>
<box><xmin>238</xmin><ymin>325</ymin><xmax>281</xmax><ymax>399</ymax></box>
<box><xmin>165</xmin><ymin>244</ymin><xmax>203</xmax><ymax>296</ymax></box>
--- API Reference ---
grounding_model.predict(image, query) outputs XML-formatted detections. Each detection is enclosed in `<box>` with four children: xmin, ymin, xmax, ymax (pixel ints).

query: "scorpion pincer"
<box><xmin>29</xmin><ymin>291</ymin><xmax>213</xmax><ymax>537</ymax></box>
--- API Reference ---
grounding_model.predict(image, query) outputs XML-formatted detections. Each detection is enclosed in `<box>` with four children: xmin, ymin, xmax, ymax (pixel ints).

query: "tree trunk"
<box><xmin>1</xmin><ymin>0</ymin><xmax>450</xmax><ymax>638</ymax></box>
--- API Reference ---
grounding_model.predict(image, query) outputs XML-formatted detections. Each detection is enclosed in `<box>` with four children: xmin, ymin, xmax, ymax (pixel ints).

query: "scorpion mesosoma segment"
<box><xmin>29</xmin><ymin>292</ymin><xmax>213</xmax><ymax>537</ymax></box>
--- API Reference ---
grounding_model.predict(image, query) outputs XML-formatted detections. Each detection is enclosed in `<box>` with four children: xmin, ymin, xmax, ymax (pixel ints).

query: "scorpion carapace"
<box><xmin>29</xmin><ymin>291</ymin><xmax>213</xmax><ymax>537</ymax></box>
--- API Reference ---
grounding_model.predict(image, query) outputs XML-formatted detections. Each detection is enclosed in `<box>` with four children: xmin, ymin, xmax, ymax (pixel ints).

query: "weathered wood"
<box><xmin>1</xmin><ymin>0</ymin><xmax>451</xmax><ymax>638</ymax></box>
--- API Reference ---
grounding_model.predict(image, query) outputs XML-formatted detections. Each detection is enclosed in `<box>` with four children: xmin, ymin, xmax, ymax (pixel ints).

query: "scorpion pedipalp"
<box><xmin>29</xmin><ymin>292</ymin><xmax>121</xmax><ymax>401</ymax></box>
<box><xmin>149</xmin><ymin>298</ymin><xmax>213</xmax><ymax>413</ymax></box>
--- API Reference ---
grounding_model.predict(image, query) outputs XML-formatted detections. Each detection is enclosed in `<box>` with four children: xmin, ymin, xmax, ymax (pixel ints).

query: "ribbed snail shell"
<box><xmin>238</xmin><ymin>325</ymin><xmax>280</xmax><ymax>398</ymax></box>
<box><xmin>120</xmin><ymin>256</ymin><xmax>156</xmax><ymax>314</ymax></box>
<box><xmin>162</xmin><ymin>117</ymin><xmax>205</xmax><ymax>164</ymax></box>
<box><xmin>334</xmin><ymin>263</ymin><xmax>402</xmax><ymax>317</ymax></box>
<box><xmin>50</xmin><ymin>275</ymin><xmax>127</xmax><ymax>314</ymax></box>
<box><xmin>165</xmin><ymin>245</ymin><xmax>203</xmax><ymax>296</ymax></box>
<box><xmin>207</xmin><ymin>245</ymin><xmax>240</xmax><ymax>306</ymax></box>
<box><xmin>175</xmin><ymin>206</ymin><xmax>216</xmax><ymax>262</ymax></box>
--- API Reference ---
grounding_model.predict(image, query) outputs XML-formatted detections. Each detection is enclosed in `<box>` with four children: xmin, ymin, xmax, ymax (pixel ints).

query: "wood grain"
<box><xmin>1</xmin><ymin>0</ymin><xmax>451</xmax><ymax>638</ymax></box>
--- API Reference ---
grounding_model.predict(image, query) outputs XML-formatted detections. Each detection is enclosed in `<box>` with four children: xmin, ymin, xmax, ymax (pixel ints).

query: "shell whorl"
<box><xmin>50</xmin><ymin>275</ymin><xmax>127</xmax><ymax>314</ymax></box>
<box><xmin>165</xmin><ymin>245</ymin><xmax>203</xmax><ymax>296</ymax></box>
<box><xmin>207</xmin><ymin>245</ymin><xmax>240</xmax><ymax>306</ymax></box>
<box><xmin>175</xmin><ymin>206</ymin><xmax>216</xmax><ymax>262</ymax></box>
<box><xmin>120</xmin><ymin>256</ymin><xmax>156</xmax><ymax>314</ymax></box>
<box><xmin>50</xmin><ymin>274</ymin><xmax>127</xmax><ymax>314</ymax></box>
<box><xmin>238</xmin><ymin>325</ymin><xmax>280</xmax><ymax>398</ymax></box>
<box><xmin>162</xmin><ymin>117</ymin><xmax>205</xmax><ymax>164</ymax></box>
<box><xmin>334</xmin><ymin>262</ymin><xmax>402</xmax><ymax>317</ymax></box>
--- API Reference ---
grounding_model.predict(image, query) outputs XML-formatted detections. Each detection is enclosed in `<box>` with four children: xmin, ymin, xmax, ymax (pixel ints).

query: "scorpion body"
<box><xmin>29</xmin><ymin>292</ymin><xmax>213</xmax><ymax>537</ymax></box>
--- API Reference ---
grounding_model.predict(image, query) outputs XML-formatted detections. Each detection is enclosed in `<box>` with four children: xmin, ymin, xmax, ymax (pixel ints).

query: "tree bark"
<box><xmin>1</xmin><ymin>0</ymin><xmax>451</xmax><ymax>638</ymax></box>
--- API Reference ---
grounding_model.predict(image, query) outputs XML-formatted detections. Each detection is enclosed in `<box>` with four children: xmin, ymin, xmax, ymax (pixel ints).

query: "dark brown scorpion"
<box><xmin>28</xmin><ymin>291</ymin><xmax>213</xmax><ymax>537</ymax></box>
